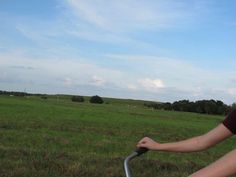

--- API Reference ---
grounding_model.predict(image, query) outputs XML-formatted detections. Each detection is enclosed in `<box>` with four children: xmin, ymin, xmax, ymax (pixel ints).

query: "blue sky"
<box><xmin>0</xmin><ymin>0</ymin><xmax>236</xmax><ymax>104</ymax></box>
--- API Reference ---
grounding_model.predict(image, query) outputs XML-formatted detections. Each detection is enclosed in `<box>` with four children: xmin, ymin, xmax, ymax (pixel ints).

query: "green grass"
<box><xmin>0</xmin><ymin>95</ymin><xmax>236</xmax><ymax>177</ymax></box>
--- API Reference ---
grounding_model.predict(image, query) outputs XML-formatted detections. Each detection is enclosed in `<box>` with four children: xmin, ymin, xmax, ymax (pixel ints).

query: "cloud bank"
<box><xmin>0</xmin><ymin>0</ymin><xmax>235</xmax><ymax>104</ymax></box>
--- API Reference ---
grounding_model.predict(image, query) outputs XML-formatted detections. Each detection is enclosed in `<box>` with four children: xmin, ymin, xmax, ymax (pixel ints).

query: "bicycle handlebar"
<box><xmin>124</xmin><ymin>147</ymin><xmax>149</xmax><ymax>177</ymax></box>
<box><xmin>135</xmin><ymin>147</ymin><xmax>149</xmax><ymax>156</ymax></box>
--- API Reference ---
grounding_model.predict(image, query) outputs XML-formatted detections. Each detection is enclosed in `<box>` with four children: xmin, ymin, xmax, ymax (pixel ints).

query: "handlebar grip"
<box><xmin>135</xmin><ymin>147</ymin><xmax>149</xmax><ymax>156</ymax></box>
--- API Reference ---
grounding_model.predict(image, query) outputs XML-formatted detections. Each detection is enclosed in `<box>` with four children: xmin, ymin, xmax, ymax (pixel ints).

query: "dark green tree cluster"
<box><xmin>71</xmin><ymin>96</ymin><xmax>84</xmax><ymax>102</ymax></box>
<box><xmin>41</xmin><ymin>95</ymin><xmax>48</xmax><ymax>99</ymax></box>
<box><xmin>145</xmin><ymin>99</ymin><xmax>233</xmax><ymax>115</ymax></box>
<box><xmin>0</xmin><ymin>90</ymin><xmax>48</xmax><ymax>97</ymax></box>
<box><xmin>89</xmin><ymin>95</ymin><xmax>104</xmax><ymax>104</ymax></box>
<box><xmin>71</xmin><ymin>95</ymin><xmax>104</xmax><ymax>104</ymax></box>
<box><xmin>232</xmin><ymin>103</ymin><xmax>236</xmax><ymax>109</ymax></box>
<box><xmin>0</xmin><ymin>90</ymin><xmax>105</xmax><ymax>105</ymax></box>
<box><xmin>0</xmin><ymin>90</ymin><xmax>28</xmax><ymax>97</ymax></box>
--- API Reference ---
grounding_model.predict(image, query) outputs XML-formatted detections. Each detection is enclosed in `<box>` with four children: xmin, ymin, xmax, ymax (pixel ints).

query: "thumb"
<box><xmin>137</xmin><ymin>143</ymin><xmax>147</xmax><ymax>148</ymax></box>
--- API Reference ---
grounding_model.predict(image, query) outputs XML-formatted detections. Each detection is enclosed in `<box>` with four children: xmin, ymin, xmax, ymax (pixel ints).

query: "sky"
<box><xmin>0</xmin><ymin>0</ymin><xmax>236</xmax><ymax>104</ymax></box>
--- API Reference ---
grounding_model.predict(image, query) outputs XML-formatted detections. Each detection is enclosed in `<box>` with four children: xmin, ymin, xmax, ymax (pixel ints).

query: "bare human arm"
<box><xmin>137</xmin><ymin>123</ymin><xmax>235</xmax><ymax>176</ymax></box>
<box><xmin>189</xmin><ymin>149</ymin><xmax>236</xmax><ymax>177</ymax></box>
<box><xmin>137</xmin><ymin>123</ymin><xmax>232</xmax><ymax>152</ymax></box>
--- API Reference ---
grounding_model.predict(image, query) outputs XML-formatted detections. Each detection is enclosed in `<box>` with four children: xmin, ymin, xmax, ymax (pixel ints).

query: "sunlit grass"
<box><xmin>1</xmin><ymin>95</ymin><xmax>235</xmax><ymax>177</ymax></box>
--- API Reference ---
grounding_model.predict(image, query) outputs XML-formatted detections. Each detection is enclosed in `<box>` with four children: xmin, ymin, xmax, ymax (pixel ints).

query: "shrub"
<box><xmin>71</xmin><ymin>96</ymin><xmax>84</xmax><ymax>102</ymax></box>
<box><xmin>144</xmin><ymin>99</ymin><xmax>231</xmax><ymax>115</ymax></box>
<box><xmin>41</xmin><ymin>96</ymin><xmax>47</xmax><ymax>99</ymax></box>
<box><xmin>90</xmin><ymin>95</ymin><xmax>104</xmax><ymax>104</ymax></box>
<box><xmin>232</xmin><ymin>103</ymin><xmax>236</xmax><ymax>109</ymax></box>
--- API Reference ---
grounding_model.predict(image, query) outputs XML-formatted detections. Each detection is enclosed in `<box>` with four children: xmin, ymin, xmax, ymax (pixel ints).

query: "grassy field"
<box><xmin>1</xmin><ymin>95</ymin><xmax>236</xmax><ymax>177</ymax></box>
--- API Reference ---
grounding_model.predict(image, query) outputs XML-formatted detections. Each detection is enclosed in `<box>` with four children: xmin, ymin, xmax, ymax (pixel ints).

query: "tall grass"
<box><xmin>1</xmin><ymin>95</ymin><xmax>236</xmax><ymax>177</ymax></box>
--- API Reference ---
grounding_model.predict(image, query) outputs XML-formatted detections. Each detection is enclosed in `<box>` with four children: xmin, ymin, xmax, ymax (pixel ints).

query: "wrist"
<box><xmin>154</xmin><ymin>143</ymin><xmax>164</xmax><ymax>151</ymax></box>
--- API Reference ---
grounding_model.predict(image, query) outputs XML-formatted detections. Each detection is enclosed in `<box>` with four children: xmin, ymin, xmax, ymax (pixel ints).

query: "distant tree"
<box><xmin>188</xmin><ymin>101</ymin><xmax>196</xmax><ymax>112</ymax></box>
<box><xmin>215</xmin><ymin>100</ymin><xmax>226</xmax><ymax>115</ymax></box>
<box><xmin>145</xmin><ymin>102</ymin><xmax>162</xmax><ymax>109</ymax></box>
<box><xmin>144</xmin><ymin>99</ymin><xmax>231</xmax><ymax>116</ymax></box>
<box><xmin>232</xmin><ymin>103</ymin><xmax>236</xmax><ymax>109</ymax></box>
<box><xmin>71</xmin><ymin>96</ymin><xmax>84</xmax><ymax>102</ymax></box>
<box><xmin>90</xmin><ymin>95</ymin><xmax>104</xmax><ymax>104</ymax></box>
<box><xmin>179</xmin><ymin>100</ymin><xmax>191</xmax><ymax>112</ymax></box>
<box><xmin>41</xmin><ymin>95</ymin><xmax>48</xmax><ymax>99</ymax></box>
<box><xmin>162</xmin><ymin>102</ymin><xmax>172</xmax><ymax>110</ymax></box>
<box><xmin>195</xmin><ymin>100</ymin><xmax>205</xmax><ymax>113</ymax></box>
<box><xmin>172</xmin><ymin>101</ymin><xmax>179</xmax><ymax>111</ymax></box>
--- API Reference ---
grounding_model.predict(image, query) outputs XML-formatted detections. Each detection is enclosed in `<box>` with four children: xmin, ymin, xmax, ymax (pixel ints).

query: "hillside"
<box><xmin>1</xmin><ymin>95</ymin><xmax>236</xmax><ymax>177</ymax></box>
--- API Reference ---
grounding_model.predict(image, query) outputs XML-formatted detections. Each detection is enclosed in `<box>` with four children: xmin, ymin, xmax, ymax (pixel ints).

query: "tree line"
<box><xmin>0</xmin><ymin>90</ymin><xmax>29</xmax><ymax>97</ymax></box>
<box><xmin>71</xmin><ymin>95</ymin><xmax>104</xmax><ymax>104</ymax></box>
<box><xmin>1</xmin><ymin>90</ymin><xmax>235</xmax><ymax>114</ymax></box>
<box><xmin>145</xmin><ymin>99</ymin><xmax>236</xmax><ymax>115</ymax></box>
<box><xmin>0</xmin><ymin>90</ymin><xmax>48</xmax><ymax>97</ymax></box>
<box><xmin>0</xmin><ymin>90</ymin><xmax>104</xmax><ymax>104</ymax></box>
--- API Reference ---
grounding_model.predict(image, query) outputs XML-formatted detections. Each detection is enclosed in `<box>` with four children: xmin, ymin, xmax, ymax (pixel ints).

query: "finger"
<box><xmin>137</xmin><ymin>141</ymin><xmax>145</xmax><ymax>147</ymax></box>
<box><xmin>137</xmin><ymin>143</ymin><xmax>142</xmax><ymax>148</ymax></box>
<box><xmin>138</xmin><ymin>137</ymin><xmax>149</xmax><ymax>143</ymax></box>
<box><xmin>138</xmin><ymin>139</ymin><xmax>148</xmax><ymax>144</ymax></box>
<box><xmin>138</xmin><ymin>141</ymin><xmax>147</xmax><ymax>146</ymax></box>
<box><xmin>138</xmin><ymin>139</ymin><xmax>145</xmax><ymax>144</ymax></box>
<box><xmin>137</xmin><ymin>142</ymin><xmax>143</xmax><ymax>147</ymax></box>
<box><xmin>137</xmin><ymin>144</ymin><xmax>147</xmax><ymax>148</ymax></box>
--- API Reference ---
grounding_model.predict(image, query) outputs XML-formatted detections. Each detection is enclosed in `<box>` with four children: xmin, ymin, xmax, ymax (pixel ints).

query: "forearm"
<box><xmin>137</xmin><ymin>124</ymin><xmax>232</xmax><ymax>153</ymax></box>
<box><xmin>189</xmin><ymin>149</ymin><xmax>236</xmax><ymax>177</ymax></box>
<box><xmin>154</xmin><ymin>124</ymin><xmax>233</xmax><ymax>153</ymax></box>
<box><xmin>156</xmin><ymin>135</ymin><xmax>208</xmax><ymax>152</ymax></box>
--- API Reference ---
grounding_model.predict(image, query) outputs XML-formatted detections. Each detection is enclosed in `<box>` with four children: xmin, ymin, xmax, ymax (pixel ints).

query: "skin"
<box><xmin>137</xmin><ymin>123</ymin><xmax>236</xmax><ymax>177</ymax></box>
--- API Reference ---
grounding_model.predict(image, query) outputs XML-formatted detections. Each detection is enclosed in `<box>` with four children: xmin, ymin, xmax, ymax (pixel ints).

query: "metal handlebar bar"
<box><xmin>124</xmin><ymin>148</ymin><xmax>149</xmax><ymax>177</ymax></box>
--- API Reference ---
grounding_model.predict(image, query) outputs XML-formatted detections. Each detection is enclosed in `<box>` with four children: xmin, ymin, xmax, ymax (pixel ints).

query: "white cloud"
<box><xmin>11</xmin><ymin>0</ymin><xmax>209</xmax><ymax>54</ymax></box>
<box><xmin>1</xmin><ymin>50</ymin><xmax>236</xmax><ymax>104</ymax></box>
<box><xmin>104</xmin><ymin>54</ymin><xmax>236</xmax><ymax>103</ymax></box>
<box><xmin>138</xmin><ymin>78</ymin><xmax>165</xmax><ymax>90</ymax></box>
<box><xmin>91</xmin><ymin>75</ymin><xmax>106</xmax><ymax>86</ymax></box>
<box><xmin>127</xmin><ymin>84</ymin><xmax>137</xmax><ymax>91</ymax></box>
<box><xmin>227</xmin><ymin>88</ymin><xmax>236</xmax><ymax>96</ymax></box>
<box><xmin>65</xmin><ymin>0</ymin><xmax>205</xmax><ymax>32</ymax></box>
<box><xmin>1</xmin><ymin>0</ymin><xmax>235</xmax><ymax>105</ymax></box>
<box><xmin>67</xmin><ymin>0</ymin><xmax>108</xmax><ymax>29</ymax></box>
<box><xmin>105</xmin><ymin>54</ymin><xmax>232</xmax><ymax>88</ymax></box>
<box><xmin>0</xmin><ymin>50</ymin><xmax>123</xmax><ymax>90</ymax></box>
<box><xmin>64</xmin><ymin>77</ymin><xmax>73</xmax><ymax>87</ymax></box>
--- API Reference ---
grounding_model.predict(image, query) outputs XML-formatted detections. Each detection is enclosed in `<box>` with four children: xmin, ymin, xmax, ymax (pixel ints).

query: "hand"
<box><xmin>137</xmin><ymin>137</ymin><xmax>160</xmax><ymax>150</ymax></box>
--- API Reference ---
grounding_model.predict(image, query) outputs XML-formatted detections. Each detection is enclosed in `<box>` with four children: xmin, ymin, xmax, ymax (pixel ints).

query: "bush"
<box><xmin>90</xmin><ymin>95</ymin><xmax>104</xmax><ymax>104</ymax></box>
<box><xmin>232</xmin><ymin>103</ymin><xmax>236</xmax><ymax>109</ymax></box>
<box><xmin>71</xmin><ymin>96</ymin><xmax>84</xmax><ymax>102</ymax></box>
<box><xmin>144</xmin><ymin>99</ymin><xmax>231</xmax><ymax>115</ymax></box>
<box><xmin>41</xmin><ymin>96</ymin><xmax>47</xmax><ymax>99</ymax></box>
